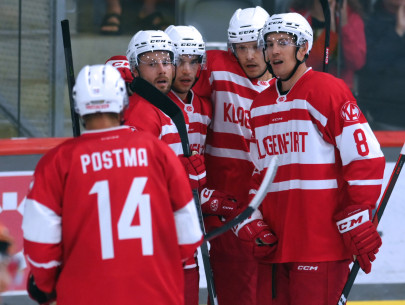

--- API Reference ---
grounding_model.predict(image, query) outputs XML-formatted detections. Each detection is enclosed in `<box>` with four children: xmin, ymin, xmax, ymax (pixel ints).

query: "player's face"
<box><xmin>172</xmin><ymin>54</ymin><xmax>201</xmax><ymax>97</ymax></box>
<box><xmin>264</xmin><ymin>33</ymin><xmax>306</xmax><ymax>79</ymax></box>
<box><xmin>135</xmin><ymin>51</ymin><xmax>175</xmax><ymax>94</ymax></box>
<box><xmin>234</xmin><ymin>41</ymin><xmax>267</xmax><ymax>79</ymax></box>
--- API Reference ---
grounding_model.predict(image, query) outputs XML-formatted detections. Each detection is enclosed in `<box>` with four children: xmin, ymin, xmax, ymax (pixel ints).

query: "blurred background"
<box><xmin>1</xmin><ymin>0</ymin><xmax>403</xmax><ymax>139</ymax></box>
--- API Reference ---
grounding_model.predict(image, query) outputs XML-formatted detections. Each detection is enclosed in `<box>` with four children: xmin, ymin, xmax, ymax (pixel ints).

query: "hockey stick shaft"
<box><xmin>319</xmin><ymin>0</ymin><xmax>331</xmax><ymax>72</ymax></box>
<box><xmin>337</xmin><ymin>143</ymin><xmax>405</xmax><ymax>305</ymax></box>
<box><xmin>204</xmin><ymin>156</ymin><xmax>279</xmax><ymax>241</ymax></box>
<box><xmin>61</xmin><ymin>19</ymin><xmax>80</xmax><ymax>137</ymax></box>
<box><xmin>130</xmin><ymin>77</ymin><xmax>218</xmax><ymax>305</ymax></box>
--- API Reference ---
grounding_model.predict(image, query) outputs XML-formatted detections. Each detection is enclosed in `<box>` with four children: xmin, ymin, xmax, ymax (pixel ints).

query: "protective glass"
<box><xmin>265</xmin><ymin>34</ymin><xmax>298</xmax><ymax>50</ymax></box>
<box><xmin>233</xmin><ymin>44</ymin><xmax>263</xmax><ymax>55</ymax></box>
<box><xmin>177</xmin><ymin>54</ymin><xmax>205</xmax><ymax>70</ymax></box>
<box><xmin>138</xmin><ymin>51</ymin><xmax>174</xmax><ymax>68</ymax></box>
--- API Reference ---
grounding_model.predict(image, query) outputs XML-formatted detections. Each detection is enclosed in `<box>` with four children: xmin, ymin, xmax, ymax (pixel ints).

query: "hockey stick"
<box><xmin>204</xmin><ymin>156</ymin><xmax>278</xmax><ymax>241</ymax></box>
<box><xmin>337</xmin><ymin>143</ymin><xmax>405</xmax><ymax>305</ymax></box>
<box><xmin>319</xmin><ymin>0</ymin><xmax>331</xmax><ymax>73</ymax></box>
<box><xmin>130</xmin><ymin>77</ymin><xmax>219</xmax><ymax>305</ymax></box>
<box><xmin>61</xmin><ymin>19</ymin><xmax>81</xmax><ymax>137</ymax></box>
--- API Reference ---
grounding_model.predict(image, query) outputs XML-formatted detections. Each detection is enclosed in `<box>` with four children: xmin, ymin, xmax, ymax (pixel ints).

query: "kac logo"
<box><xmin>341</xmin><ymin>101</ymin><xmax>361</xmax><ymax>122</ymax></box>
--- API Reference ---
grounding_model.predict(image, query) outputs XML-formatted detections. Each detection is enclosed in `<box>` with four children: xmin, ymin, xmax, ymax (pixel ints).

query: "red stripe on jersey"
<box><xmin>206</xmin><ymin>131</ymin><xmax>249</xmax><ymax>152</ymax></box>
<box><xmin>212</xmin><ymin>80</ymin><xmax>259</xmax><ymax>99</ymax></box>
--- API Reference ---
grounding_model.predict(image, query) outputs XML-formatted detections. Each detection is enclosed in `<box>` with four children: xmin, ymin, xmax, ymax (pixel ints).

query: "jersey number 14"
<box><xmin>90</xmin><ymin>177</ymin><xmax>153</xmax><ymax>260</ymax></box>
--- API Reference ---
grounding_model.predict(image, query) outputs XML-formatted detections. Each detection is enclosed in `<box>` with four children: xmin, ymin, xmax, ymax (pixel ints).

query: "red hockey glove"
<box><xmin>178</xmin><ymin>154</ymin><xmax>206</xmax><ymax>189</ymax></box>
<box><xmin>27</xmin><ymin>272</ymin><xmax>56</xmax><ymax>305</ymax></box>
<box><xmin>200</xmin><ymin>188</ymin><xmax>240</xmax><ymax>219</ymax></box>
<box><xmin>105</xmin><ymin>55</ymin><xmax>134</xmax><ymax>83</ymax></box>
<box><xmin>335</xmin><ymin>205</ymin><xmax>382</xmax><ymax>274</ymax></box>
<box><xmin>233</xmin><ymin>218</ymin><xmax>277</xmax><ymax>260</ymax></box>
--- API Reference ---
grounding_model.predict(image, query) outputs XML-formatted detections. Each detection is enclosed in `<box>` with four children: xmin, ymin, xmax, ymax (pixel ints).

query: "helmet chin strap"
<box><xmin>251</xmin><ymin>66</ymin><xmax>269</xmax><ymax>80</ymax></box>
<box><xmin>264</xmin><ymin>47</ymin><xmax>308</xmax><ymax>82</ymax></box>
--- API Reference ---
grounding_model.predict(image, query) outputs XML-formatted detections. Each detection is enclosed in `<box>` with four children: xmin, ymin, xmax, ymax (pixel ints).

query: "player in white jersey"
<box><xmin>192</xmin><ymin>6</ymin><xmax>277</xmax><ymax>305</ymax></box>
<box><xmin>248</xmin><ymin>12</ymin><xmax>385</xmax><ymax>305</ymax></box>
<box><xmin>22</xmin><ymin>65</ymin><xmax>203</xmax><ymax>305</ymax></box>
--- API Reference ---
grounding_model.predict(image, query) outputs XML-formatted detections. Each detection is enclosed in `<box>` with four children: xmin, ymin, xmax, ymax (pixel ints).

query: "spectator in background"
<box><xmin>357</xmin><ymin>0</ymin><xmax>405</xmax><ymax>130</ymax></box>
<box><xmin>100</xmin><ymin>0</ymin><xmax>172</xmax><ymax>35</ymax></box>
<box><xmin>290</xmin><ymin>0</ymin><xmax>366</xmax><ymax>91</ymax></box>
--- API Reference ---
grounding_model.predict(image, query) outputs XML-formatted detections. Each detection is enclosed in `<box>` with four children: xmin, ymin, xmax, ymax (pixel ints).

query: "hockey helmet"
<box><xmin>73</xmin><ymin>64</ymin><xmax>128</xmax><ymax>116</ymax></box>
<box><xmin>228</xmin><ymin>6</ymin><xmax>269</xmax><ymax>45</ymax></box>
<box><xmin>262</xmin><ymin>13</ymin><xmax>313</xmax><ymax>54</ymax></box>
<box><xmin>126</xmin><ymin>30</ymin><xmax>175</xmax><ymax>71</ymax></box>
<box><xmin>165</xmin><ymin>25</ymin><xmax>206</xmax><ymax>68</ymax></box>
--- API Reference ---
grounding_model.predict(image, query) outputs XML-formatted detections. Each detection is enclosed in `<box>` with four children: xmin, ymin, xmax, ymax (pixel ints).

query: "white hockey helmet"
<box><xmin>227</xmin><ymin>6</ymin><xmax>269</xmax><ymax>45</ymax></box>
<box><xmin>165</xmin><ymin>25</ymin><xmax>206</xmax><ymax>68</ymax></box>
<box><xmin>262</xmin><ymin>13</ymin><xmax>313</xmax><ymax>54</ymax></box>
<box><xmin>126</xmin><ymin>30</ymin><xmax>175</xmax><ymax>71</ymax></box>
<box><xmin>73</xmin><ymin>64</ymin><xmax>128</xmax><ymax>116</ymax></box>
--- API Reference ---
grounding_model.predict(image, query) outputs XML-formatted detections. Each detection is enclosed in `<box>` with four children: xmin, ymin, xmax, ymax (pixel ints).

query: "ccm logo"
<box><xmin>238</xmin><ymin>29</ymin><xmax>254</xmax><ymax>35</ymax></box>
<box><xmin>336</xmin><ymin>210</ymin><xmax>369</xmax><ymax>233</ymax></box>
<box><xmin>297</xmin><ymin>265</ymin><xmax>318</xmax><ymax>271</ymax></box>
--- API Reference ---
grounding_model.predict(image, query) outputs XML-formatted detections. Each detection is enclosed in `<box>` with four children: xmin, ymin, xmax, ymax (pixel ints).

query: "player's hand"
<box><xmin>178</xmin><ymin>153</ymin><xmax>206</xmax><ymax>189</ymax></box>
<box><xmin>200</xmin><ymin>188</ymin><xmax>240</xmax><ymax>219</ymax></box>
<box><xmin>105</xmin><ymin>55</ymin><xmax>134</xmax><ymax>83</ymax></box>
<box><xmin>27</xmin><ymin>272</ymin><xmax>56</xmax><ymax>305</ymax></box>
<box><xmin>233</xmin><ymin>219</ymin><xmax>277</xmax><ymax>260</ymax></box>
<box><xmin>335</xmin><ymin>205</ymin><xmax>382</xmax><ymax>274</ymax></box>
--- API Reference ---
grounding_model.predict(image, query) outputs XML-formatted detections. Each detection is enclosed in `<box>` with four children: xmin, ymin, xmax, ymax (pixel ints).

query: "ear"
<box><xmin>132</xmin><ymin>68</ymin><xmax>139</xmax><ymax>77</ymax></box>
<box><xmin>297</xmin><ymin>41</ymin><xmax>309</xmax><ymax>61</ymax></box>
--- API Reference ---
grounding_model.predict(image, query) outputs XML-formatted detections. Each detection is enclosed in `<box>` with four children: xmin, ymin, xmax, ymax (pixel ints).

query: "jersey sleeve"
<box><xmin>159</xmin><ymin>140</ymin><xmax>203</xmax><ymax>260</ymax></box>
<box><xmin>22</xmin><ymin>148</ymin><xmax>64</xmax><ymax>293</ymax></box>
<box><xmin>322</xmin><ymin>81</ymin><xmax>385</xmax><ymax>210</ymax></box>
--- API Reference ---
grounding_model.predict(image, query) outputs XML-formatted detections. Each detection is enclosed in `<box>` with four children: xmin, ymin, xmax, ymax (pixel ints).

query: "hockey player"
<box><xmin>123</xmin><ymin>30</ymin><xmax>207</xmax><ymax>190</ymax></box>
<box><xmin>22</xmin><ymin>65</ymin><xmax>203</xmax><ymax>305</ymax></box>
<box><xmin>165</xmin><ymin>24</ymin><xmax>211</xmax><ymax>305</ymax></box>
<box><xmin>191</xmin><ymin>6</ymin><xmax>276</xmax><ymax>305</ymax></box>
<box><xmin>248</xmin><ymin>12</ymin><xmax>385</xmax><ymax>305</ymax></box>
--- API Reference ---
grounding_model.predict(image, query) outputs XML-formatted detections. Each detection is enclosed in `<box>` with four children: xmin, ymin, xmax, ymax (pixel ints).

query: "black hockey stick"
<box><xmin>337</xmin><ymin>143</ymin><xmax>405</xmax><ymax>305</ymax></box>
<box><xmin>61</xmin><ymin>19</ymin><xmax>80</xmax><ymax>137</ymax></box>
<box><xmin>320</xmin><ymin>0</ymin><xmax>331</xmax><ymax>73</ymax></box>
<box><xmin>130</xmin><ymin>77</ymin><xmax>219</xmax><ymax>305</ymax></box>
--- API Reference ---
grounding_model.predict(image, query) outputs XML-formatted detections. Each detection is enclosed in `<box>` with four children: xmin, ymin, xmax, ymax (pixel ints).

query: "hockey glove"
<box><xmin>200</xmin><ymin>188</ymin><xmax>240</xmax><ymax>219</ymax></box>
<box><xmin>335</xmin><ymin>205</ymin><xmax>382</xmax><ymax>274</ymax></box>
<box><xmin>27</xmin><ymin>272</ymin><xmax>56</xmax><ymax>305</ymax></box>
<box><xmin>105</xmin><ymin>55</ymin><xmax>134</xmax><ymax>84</ymax></box>
<box><xmin>179</xmin><ymin>154</ymin><xmax>207</xmax><ymax>189</ymax></box>
<box><xmin>233</xmin><ymin>218</ymin><xmax>277</xmax><ymax>260</ymax></box>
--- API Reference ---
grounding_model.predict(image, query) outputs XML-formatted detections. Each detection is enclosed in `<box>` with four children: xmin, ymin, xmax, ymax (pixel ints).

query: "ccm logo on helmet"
<box><xmin>238</xmin><ymin>30</ymin><xmax>255</xmax><ymax>35</ymax></box>
<box><xmin>180</xmin><ymin>43</ymin><xmax>197</xmax><ymax>47</ymax></box>
<box><xmin>269</xmin><ymin>21</ymin><xmax>283</xmax><ymax>25</ymax></box>
<box><xmin>297</xmin><ymin>265</ymin><xmax>318</xmax><ymax>271</ymax></box>
<box><xmin>150</xmin><ymin>40</ymin><xmax>167</xmax><ymax>43</ymax></box>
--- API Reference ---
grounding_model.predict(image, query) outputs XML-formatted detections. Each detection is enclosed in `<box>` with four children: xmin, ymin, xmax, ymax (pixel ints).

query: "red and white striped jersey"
<box><xmin>22</xmin><ymin>126</ymin><xmax>203</xmax><ymax>305</ymax></box>
<box><xmin>250</xmin><ymin>68</ymin><xmax>385</xmax><ymax>263</ymax></box>
<box><xmin>124</xmin><ymin>93</ymin><xmax>185</xmax><ymax>155</ymax></box>
<box><xmin>168</xmin><ymin>89</ymin><xmax>212</xmax><ymax>155</ymax></box>
<box><xmin>193</xmin><ymin>49</ymin><xmax>274</xmax><ymax>205</ymax></box>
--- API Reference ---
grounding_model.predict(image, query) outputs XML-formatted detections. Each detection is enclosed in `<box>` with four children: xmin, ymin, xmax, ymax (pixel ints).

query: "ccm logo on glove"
<box><xmin>336</xmin><ymin>209</ymin><xmax>369</xmax><ymax>233</ymax></box>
